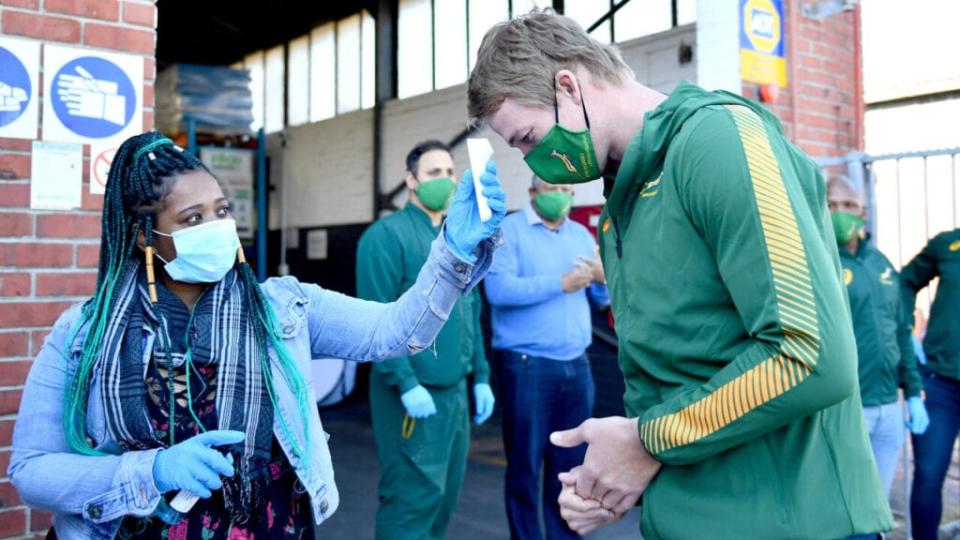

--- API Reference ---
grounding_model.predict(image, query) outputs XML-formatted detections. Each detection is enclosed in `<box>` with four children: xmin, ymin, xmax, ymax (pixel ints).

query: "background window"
<box><xmin>677</xmin><ymin>0</ymin><xmax>696</xmax><ymax>25</ymax></box>
<box><xmin>310</xmin><ymin>23</ymin><xmax>336</xmax><ymax>122</ymax></box>
<box><xmin>244</xmin><ymin>51</ymin><xmax>265</xmax><ymax>132</ymax></box>
<box><xmin>287</xmin><ymin>36</ymin><xmax>310</xmax><ymax>126</ymax></box>
<box><xmin>264</xmin><ymin>45</ymin><xmax>286</xmax><ymax>133</ymax></box>
<box><xmin>614</xmin><ymin>0</ymin><xmax>673</xmax><ymax>42</ymax></box>
<box><xmin>434</xmin><ymin>0</ymin><xmax>468</xmax><ymax>89</ymax></box>
<box><xmin>337</xmin><ymin>14</ymin><xmax>362</xmax><ymax>113</ymax></box>
<box><xmin>398</xmin><ymin>0</ymin><xmax>433</xmax><ymax>98</ymax></box>
<box><xmin>468</xmin><ymin>0</ymin><xmax>508</xmax><ymax>72</ymax></box>
<box><xmin>362</xmin><ymin>10</ymin><xmax>376</xmax><ymax>108</ymax></box>
<box><xmin>510</xmin><ymin>0</ymin><xmax>542</xmax><ymax>17</ymax></box>
<box><xmin>239</xmin><ymin>1</ymin><xmax>692</xmax><ymax>130</ymax></box>
<box><xmin>566</xmin><ymin>0</ymin><xmax>612</xmax><ymax>43</ymax></box>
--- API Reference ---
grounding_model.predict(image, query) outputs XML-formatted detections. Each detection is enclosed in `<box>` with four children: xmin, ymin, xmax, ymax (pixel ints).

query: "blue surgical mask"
<box><xmin>153</xmin><ymin>219</ymin><xmax>240</xmax><ymax>283</ymax></box>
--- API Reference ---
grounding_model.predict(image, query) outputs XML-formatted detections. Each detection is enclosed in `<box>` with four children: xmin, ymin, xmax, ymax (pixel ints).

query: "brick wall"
<box><xmin>0</xmin><ymin>1</ymin><xmax>155</xmax><ymax>538</ymax></box>
<box><xmin>744</xmin><ymin>1</ymin><xmax>861</xmax><ymax>158</ymax></box>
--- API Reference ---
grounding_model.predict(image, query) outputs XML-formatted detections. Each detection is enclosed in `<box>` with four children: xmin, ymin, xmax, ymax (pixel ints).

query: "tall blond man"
<box><xmin>467</xmin><ymin>9</ymin><xmax>891</xmax><ymax>539</ymax></box>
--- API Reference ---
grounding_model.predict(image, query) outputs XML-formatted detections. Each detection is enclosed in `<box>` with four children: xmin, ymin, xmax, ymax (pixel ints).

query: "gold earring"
<box><xmin>144</xmin><ymin>246</ymin><xmax>159</xmax><ymax>303</ymax></box>
<box><xmin>236</xmin><ymin>247</ymin><xmax>246</xmax><ymax>265</ymax></box>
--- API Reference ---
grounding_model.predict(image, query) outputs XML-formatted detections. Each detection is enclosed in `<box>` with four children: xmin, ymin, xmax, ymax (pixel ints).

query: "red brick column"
<box><xmin>744</xmin><ymin>0</ymin><xmax>862</xmax><ymax>159</ymax></box>
<box><xmin>0</xmin><ymin>1</ymin><xmax>155</xmax><ymax>537</ymax></box>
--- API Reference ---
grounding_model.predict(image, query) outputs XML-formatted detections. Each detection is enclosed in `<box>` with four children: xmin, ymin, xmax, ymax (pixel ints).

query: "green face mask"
<box><xmin>534</xmin><ymin>190</ymin><xmax>574</xmax><ymax>221</ymax></box>
<box><xmin>414</xmin><ymin>177</ymin><xmax>456</xmax><ymax>211</ymax></box>
<box><xmin>831</xmin><ymin>211</ymin><xmax>863</xmax><ymax>244</ymax></box>
<box><xmin>523</xmin><ymin>80</ymin><xmax>602</xmax><ymax>184</ymax></box>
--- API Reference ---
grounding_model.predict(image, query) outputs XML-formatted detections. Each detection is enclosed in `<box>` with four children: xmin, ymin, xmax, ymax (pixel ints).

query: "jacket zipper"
<box><xmin>612</xmin><ymin>217</ymin><xmax>623</xmax><ymax>258</ymax></box>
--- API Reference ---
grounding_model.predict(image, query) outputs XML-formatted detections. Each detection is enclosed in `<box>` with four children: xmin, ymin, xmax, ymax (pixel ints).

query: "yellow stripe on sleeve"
<box><xmin>639</xmin><ymin>105</ymin><xmax>821</xmax><ymax>455</ymax></box>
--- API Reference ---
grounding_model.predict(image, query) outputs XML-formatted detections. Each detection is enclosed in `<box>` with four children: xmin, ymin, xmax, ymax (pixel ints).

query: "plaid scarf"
<box><xmin>96</xmin><ymin>261</ymin><xmax>273</xmax><ymax>522</ymax></box>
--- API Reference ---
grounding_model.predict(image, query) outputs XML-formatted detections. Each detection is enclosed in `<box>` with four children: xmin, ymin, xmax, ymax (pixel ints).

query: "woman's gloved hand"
<box><xmin>152</xmin><ymin>430</ymin><xmax>244</xmax><ymax>498</ymax></box>
<box><xmin>906</xmin><ymin>396</ymin><xmax>930</xmax><ymax>435</ymax></box>
<box><xmin>473</xmin><ymin>383</ymin><xmax>495</xmax><ymax>425</ymax></box>
<box><xmin>401</xmin><ymin>385</ymin><xmax>437</xmax><ymax>419</ymax></box>
<box><xmin>444</xmin><ymin>160</ymin><xmax>507</xmax><ymax>263</ymax></box>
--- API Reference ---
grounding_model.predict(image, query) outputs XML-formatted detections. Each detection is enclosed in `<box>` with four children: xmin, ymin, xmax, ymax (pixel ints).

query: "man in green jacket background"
<box><xmin>828</xmin><ymin>176</ymin><xmax>928</xmax><ymax>496</ymax></box>
<box><xmin>356</xmin><ymin>139</ymin><xmax>495</xmax><ymax>540</ymax></box>
<box><xmin>467</xmin><ymin>9</ymin><xmax>891</xmax><ymax>539</ymax></box>
<box><xmin>901</xmin><ymin>226</ymin><xmax>960</xmax><ymax>540</ymax></box>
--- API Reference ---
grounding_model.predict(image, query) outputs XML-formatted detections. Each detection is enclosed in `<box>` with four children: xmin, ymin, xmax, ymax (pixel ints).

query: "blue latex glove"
<box><xmin>444</xmin><ymin>160</ymin><xmax>507</xmax><ymax>263</ymax></box>
<box><xmin>152</xmin><ymin>430</ymin><xmax>244</xmax><ymax>498</ymax></box>
<box><xmin>473</xmin><ymin>383</ymin><xmax>495</xmax><ymax>425</ymax></box>
<box><xmin>401</xmin><ymin>385</ymin><xmax>437</xmax><ymax>419</ymax></box>
<box><xmin>906</xmin><ymin>396</ymin><xmax>930</xmax><ymax>435</ymax></box>
<box><xmin>912</xmin><ymin>334</ymin><xmax>927</xmax><ymax>365</ymax></box>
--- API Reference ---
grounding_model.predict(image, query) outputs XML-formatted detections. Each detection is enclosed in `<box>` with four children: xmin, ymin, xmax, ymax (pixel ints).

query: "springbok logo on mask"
<box><xmin>550</xmin><ymin>150</ymin><xmax>579</xmax><ymax>175</ymax></box>
<box><xmin>524</xmin><ymin>77</ymin><xmax>602</xmax><ymax>184</ymax></box>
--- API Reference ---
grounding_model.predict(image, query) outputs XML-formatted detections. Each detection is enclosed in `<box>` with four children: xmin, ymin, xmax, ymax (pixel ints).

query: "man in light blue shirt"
<box><xmin>485</xmin><ymin>176</ymin><xmax>609</xmax><ymax>540</ymax></box>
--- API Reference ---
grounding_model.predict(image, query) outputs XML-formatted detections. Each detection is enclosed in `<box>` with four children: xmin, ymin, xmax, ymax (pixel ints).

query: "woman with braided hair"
<box><xmin>8</xmin><ymin>131</ymin><xmax>506</xmax><ymax>540</ymax></box>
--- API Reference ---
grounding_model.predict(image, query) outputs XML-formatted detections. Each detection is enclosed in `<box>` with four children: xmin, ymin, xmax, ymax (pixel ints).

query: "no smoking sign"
<box><xmin>89</xmin><ymin>144</ymin><xmax>117</xmax><ymax>195</ymax></box>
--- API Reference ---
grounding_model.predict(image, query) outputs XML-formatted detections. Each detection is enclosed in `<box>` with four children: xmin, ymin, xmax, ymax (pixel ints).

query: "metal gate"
<box><xmin>818</xmin><ymin>148</ymin><xmax>960</xmax><ymax>540</ymax></box>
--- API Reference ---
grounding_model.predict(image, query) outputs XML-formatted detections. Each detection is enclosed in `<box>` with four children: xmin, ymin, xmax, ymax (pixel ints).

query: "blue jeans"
<box><xmin>863</xmin><ymin>401</ymin><xmax>905</xmax><ymax>496</ymax></box>
<box><xmin>910</xmin><ymin>371</ymin><xmax>960</xmax><ymax>540</ymax></box>
<box><xmin>497</xmin><ymin>351</ymin><xmax>595</xmax><ymax>540</ymax></box>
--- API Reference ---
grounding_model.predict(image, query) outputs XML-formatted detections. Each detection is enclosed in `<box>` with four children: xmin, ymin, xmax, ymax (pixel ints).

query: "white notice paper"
<box><xmin>306</xmin><ymin>229</ymin><xmax>328</xmax><ymax>260</ymax></box>
<box><xmin>30</xmin><ymin>141</ymin><xmax>82</xmax><ymax>210</ymax></box>
<box><xmin>466</xmin><ymin>138</ymin><xmax>493</xmax><ymax>222</ymax></box>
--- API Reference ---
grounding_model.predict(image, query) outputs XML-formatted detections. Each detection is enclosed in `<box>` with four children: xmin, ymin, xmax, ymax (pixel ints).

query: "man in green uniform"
<box><xmin>467</xmin><ymin>10</ymin><xmax>891</xmax><ymax>539</ymax></box>
<box><xmin>901</xmin><ymin>225</ymin><xmax>960</xmax><ymax>539</ymax></box>
<box><xmin>356</xmin><ymin>140</ymin><xmax>495</xmax><ymax>540</ymax></box>
<box><xmin>828</xmin><ymin>177</ymin><xmax>928</xmax><ymax>496</ymax></box>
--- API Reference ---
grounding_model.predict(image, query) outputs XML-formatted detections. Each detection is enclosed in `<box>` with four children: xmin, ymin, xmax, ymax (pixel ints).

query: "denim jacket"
<box><xmin>9</xmin><ymin>232</ymin><xmax>500</xmax><ymax>540</ymax></box>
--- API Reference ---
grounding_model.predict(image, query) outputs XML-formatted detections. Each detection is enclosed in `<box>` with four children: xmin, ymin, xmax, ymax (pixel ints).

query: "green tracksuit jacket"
<box><xmin>597</xmin><ymin>82</ymin><xmax>891</xmax><ymax>539</ymax></box>
<box><xmin>357</xmin><ymin>203</ymin><xmax>488</xmax><ymax>540</ymax></box>
<box><xmin>839</xmin><ymin>240</ymin><xmax>922</xmax><ymax>406</ymax></box>
<box><xmin>356</xmin><ymin>203</ymin><xmax>490</xmax><ymax>391</ymax></box>
<box><xmin>901</xmin><ymin>228</ymin><xmax>960</xmax><ymax>381</ymax></box>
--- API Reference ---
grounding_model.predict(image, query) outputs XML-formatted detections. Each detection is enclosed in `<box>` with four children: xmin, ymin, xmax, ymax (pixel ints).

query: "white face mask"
<box><xmin>153</xmin><ymin>219</ymin><xmax>241</xmax><ymax>284</ymax></box>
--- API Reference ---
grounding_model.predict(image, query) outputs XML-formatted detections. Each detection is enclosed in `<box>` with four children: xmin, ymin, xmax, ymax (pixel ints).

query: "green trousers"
<box><xmin>369</xmin><ymin>373</ymin><xmax>469</xmax><ymax>540</ymax></box>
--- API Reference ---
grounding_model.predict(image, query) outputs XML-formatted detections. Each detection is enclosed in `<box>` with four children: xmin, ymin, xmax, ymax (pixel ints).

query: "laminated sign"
<box><xmin>43</xmin><ymin>45</ymin><xmax>143</xmax><ymax>145</ymax></box>
<box><xmin>740</xmin><ymin>0</ymin><xmax>787</xmax><ymax>87</ymax></box>
<box><xmin>0</xmin><ymin>37</ymin><xmax>40</xmax><ymax>140</ymax></box>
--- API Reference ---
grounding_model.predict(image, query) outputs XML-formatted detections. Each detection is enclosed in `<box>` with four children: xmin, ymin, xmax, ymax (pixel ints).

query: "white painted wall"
<box><xmin>695</xmin><ymin>0</ymin><xmax>740</xmax><ymax>93</ymax></box>
<box><xmin>267</xmin><ymin>109</ymin><xmax>374</xmax><ymax>230</ymax></box>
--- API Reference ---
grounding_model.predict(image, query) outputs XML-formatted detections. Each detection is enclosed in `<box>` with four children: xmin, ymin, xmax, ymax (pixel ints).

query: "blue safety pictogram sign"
<box><xmin>52</xmin><ymin>56</ymin><xmax>136</xmax><ymax>139</ymax></box>
<box><xmin>43</xmin><ymin>45</ymin><xmax>142</xmax><ymax>145</ymax></box>
<box><xmin>0</xmin><ymin>46</ymin><xmax>31</xmax><ymax>128</ymax></box>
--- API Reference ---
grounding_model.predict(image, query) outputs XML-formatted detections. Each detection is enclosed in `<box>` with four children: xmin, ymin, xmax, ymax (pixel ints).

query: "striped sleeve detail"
<box><xmin>640</xmin><ymin>105</ymin><xmax>820</xmax><ymax>455</ymax></box>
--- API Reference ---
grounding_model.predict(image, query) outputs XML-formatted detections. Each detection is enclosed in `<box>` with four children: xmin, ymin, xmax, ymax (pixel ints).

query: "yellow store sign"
<box><xmin>740</xmin><ymin>0</ymin><xmax>788</xmax><ymax>87</ymax></box>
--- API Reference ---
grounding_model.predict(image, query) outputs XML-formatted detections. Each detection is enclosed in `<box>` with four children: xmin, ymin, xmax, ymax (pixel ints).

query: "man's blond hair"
<box><xmin>467</xmin><ymin>9</ymin><xmax>633</xmax><ymax>126</ymax></box>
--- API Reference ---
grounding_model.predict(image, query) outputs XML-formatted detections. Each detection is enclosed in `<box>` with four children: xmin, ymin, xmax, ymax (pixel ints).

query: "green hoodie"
<box><xmin>598</xmin><ymin>82</ymin><xmax>891</xmax><ymax>539</ymax></box>
<box><xmin>839</xmin><ymin>239</ymin><xmax>922</xmax><ymax>406</ymax></box>
<box><xmin>356</xmin><ymin>203</ymin><xmax>490</xmax><ymax>391</ymax></box>
<box><xmin>900</xmin><ymin>228</ymin><xmax>960</xmax><ymax>381</ymax></box>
